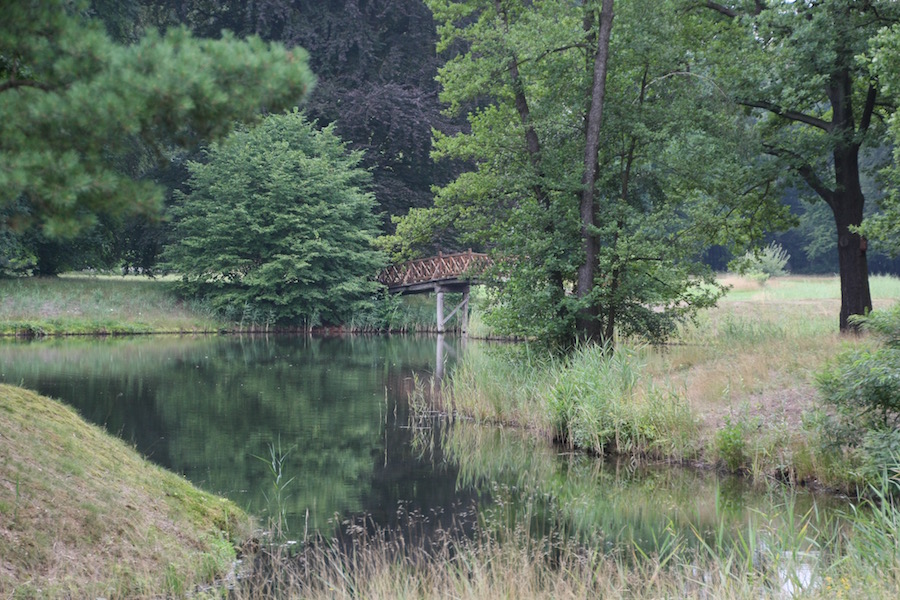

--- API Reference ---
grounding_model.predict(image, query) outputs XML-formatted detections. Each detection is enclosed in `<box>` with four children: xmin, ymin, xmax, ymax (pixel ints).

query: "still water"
<box><xmin>0</xmin><ymin>334</ymin><xmax>845</xmax><ymax>549</ymax></box>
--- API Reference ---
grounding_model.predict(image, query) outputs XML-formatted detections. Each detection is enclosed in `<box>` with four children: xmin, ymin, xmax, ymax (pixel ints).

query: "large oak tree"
<box><xmin>697</xmin><ymin>0</ymin><xmax>900</xmax><ymax>331</ymax></box>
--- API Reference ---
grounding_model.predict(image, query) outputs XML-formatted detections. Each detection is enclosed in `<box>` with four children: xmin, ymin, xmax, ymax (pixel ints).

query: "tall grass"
<box><xmin>229</xmin><ymin>476</ymin><xmax>900</xmax><ymax>600</ymax></box>
<box><xmin>446</xmin><ymin>344</ymin><xmax>697</xmax><ymax>459</ymax></box>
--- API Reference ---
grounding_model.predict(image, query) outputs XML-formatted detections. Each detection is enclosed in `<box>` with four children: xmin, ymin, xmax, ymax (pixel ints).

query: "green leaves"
<box><xmin>396</xmin><ymin>0</ymin><xmax>785</xmax><ymax>347</ymax></box>
<box><xmin>163</xmin><ymin>112</ymin><xmax>385</xmax><ymax>327</ymax></box>
<box><xmin>0</xmin><ymin>0</ymin><xmax>314</xmax><ymax>238</ymax></box>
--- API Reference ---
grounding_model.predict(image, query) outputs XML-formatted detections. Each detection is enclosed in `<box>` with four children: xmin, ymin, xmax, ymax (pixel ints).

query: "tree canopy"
<box><xmin>388</xmin><ymin>0</ymin><xmax>789</xmax><ymax>347</ymax></box>
<box><xmin>695</xmin><ymin>0</ymin><xmax>900</xmax><ymax>330</ymax></box>
<box><xmin>0</xmin><ymin>0</ymin><xmax>314</xmax><ymax>240</ymax></box>
<box><xmin>863</xmin><ymin>24</ymin><xmax>900</xmax><ymax>257</ymax></box>
<box><xmin>163</xmin><ymin>111</ymin><xmax>385</xmax><ymax>327</ymax></box>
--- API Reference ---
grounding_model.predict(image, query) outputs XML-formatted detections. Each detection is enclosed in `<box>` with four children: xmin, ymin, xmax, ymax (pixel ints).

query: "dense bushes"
<box><xmin>816</xmin><ymin>304</ymin><xmax>900</xmax><ymax>482</ymax></box>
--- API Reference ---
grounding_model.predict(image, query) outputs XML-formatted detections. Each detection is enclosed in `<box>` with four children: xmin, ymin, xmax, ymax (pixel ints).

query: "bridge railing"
<box><xmin>378</xmin><ymin>250</ymin><xmax>491</xmax><ymax>289</ymax></box>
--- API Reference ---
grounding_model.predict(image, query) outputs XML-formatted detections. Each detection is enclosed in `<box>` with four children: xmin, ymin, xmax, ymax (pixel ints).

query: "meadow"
<box><xmin>0</xmin><ymin>275</ymin><xmax>222</xmax><ymax>335</ymax></box>
<box><xmin>449</xmin><ymin>274</ymin><xmax>900</xmax><ymax>488</ymax></box>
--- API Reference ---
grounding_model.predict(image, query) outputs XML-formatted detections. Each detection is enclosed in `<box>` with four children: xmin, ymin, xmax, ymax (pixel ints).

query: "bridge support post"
<box><xmin>436</xmin><ymin>284</ymin><xmax>471</xmax><ymax>335</ymax></box>
<box><xmin>436</xmin><ymin>285</ymin><xmax>445</xmax><ymax>333</ymax></box>
<box><xmin>460</xmin><ymin>287</ymin><xmax>470</xmax><ymax>335</ymax></box>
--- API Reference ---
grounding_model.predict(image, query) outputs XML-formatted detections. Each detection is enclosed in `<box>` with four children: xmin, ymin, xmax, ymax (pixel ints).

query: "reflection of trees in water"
<box><xmin>0</xmin><ymin>335</ymin><xmax>467</xmax><ymax>533</ymax></box>
<box><xmin>441</xmin><ymin>421</ymin><xmax>845</xmax><ymax>555</ymax></box>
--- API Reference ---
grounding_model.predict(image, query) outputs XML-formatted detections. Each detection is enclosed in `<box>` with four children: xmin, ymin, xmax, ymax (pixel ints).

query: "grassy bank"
<box><xmin>0</xmin><ymin>274</ymin><xmax>457</xmax><ymax>335</ymax></box>
<box><xmin>0</xmin><ymin>275</ymin><xmax>223</xmax><ymax>335</ymax></box>
<box><xmin>0</xmin><ymin>384</ymin><xmax>252</xmax><ymax>598</ymax></box>
<box><xmin>448</xmin><ymin>275</ymin><xmax>900</xmax><ymax>488</ymax></box>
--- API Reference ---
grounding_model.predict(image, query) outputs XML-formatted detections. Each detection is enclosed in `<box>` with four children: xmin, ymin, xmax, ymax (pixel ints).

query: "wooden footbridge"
<box><xmin>377</xmin><ymin>250</ymin><xmax>490</xmax><ymax>334</ymax></box>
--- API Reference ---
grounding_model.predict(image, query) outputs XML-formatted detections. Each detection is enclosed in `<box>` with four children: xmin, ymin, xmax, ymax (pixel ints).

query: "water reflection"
<box><xmin>0</xmin><ymin>334</ymin><xmax>846</xmax><ymax>564</ymax></box>
<box><xmin>0</xmin><ymin>335</ymin><xmax>471</xmax><ymax>533</ymax></box>
<box><xmin>433</xmin><ymin>419</ymin><xmax>843</xmax><ymax>556</ymax></box>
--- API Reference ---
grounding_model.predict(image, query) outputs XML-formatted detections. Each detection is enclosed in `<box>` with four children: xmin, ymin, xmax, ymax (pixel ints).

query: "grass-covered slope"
<box><xmin>0</xmin><ymin>275</ymin><xmax>222</xmax><ymax>336</ymax></box>
<box><xmin>0</xmin><ymin>384</ymin><xmax>252</xmax><ymax>598</ymax></box>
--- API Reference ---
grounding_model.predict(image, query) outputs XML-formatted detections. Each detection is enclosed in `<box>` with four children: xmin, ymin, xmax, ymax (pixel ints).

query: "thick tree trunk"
<box><xmin>575</xmin><ymin>0</ymin><xmax>614</xmax><ymax>343</ymax></box>
<box><xmin>829</xmin><ymin>69</ymin><xmax>873</xmax><ymax>332</ymax></box>
<box><xmin>833</xmin><ymin>148</ymin><xmax>873</xmax><ymax>332</ymax></box>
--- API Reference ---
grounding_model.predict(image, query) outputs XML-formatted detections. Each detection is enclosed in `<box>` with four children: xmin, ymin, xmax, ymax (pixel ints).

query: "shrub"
<box><xmin>714</xmin><ymin>416</ymin><xmax>752</xmax><ymax>473</ymax></box>
<box><xmin>815</xmin><ymin>305</ymin><xmax>900</xmax><ymax>482</ymax></box>
<box><xmin>163</xmin><ymin>111</ymin><xmax>385</xmax><ymax>327</ymax></box>
<box><xmin>728</xmin><ymin>242</ymin><xmax>790</xmax><ymax>284</ymax></box>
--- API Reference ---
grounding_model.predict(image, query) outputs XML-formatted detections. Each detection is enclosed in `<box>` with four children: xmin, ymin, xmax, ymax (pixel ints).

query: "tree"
<box><xmin>390</xmin><ymin>0</ymin><xmax>787</xmax><ymax>347</ymax></box>
<box><xmin>0</xmin><ymin>0</ymin><xmax>314</xmax><ymax>246</ymax></box>
<box><xmin>696</xmin><ymin>0</ymin><xmax>900</xmax><ymax>331</ymax></box>
<box><xmin>863</xmin><ymin>24</ymin><xmax>900</xmax><ymax>257</ymax></box>
<box><xmin>163</xmin><ymin>111</ymin><xmax>385</xmax><ymax>327</ymax></box>
<box><xmin>125</xmin><ymin>0</ymin><xmax>464</xmax><ymax>227</ymax></box>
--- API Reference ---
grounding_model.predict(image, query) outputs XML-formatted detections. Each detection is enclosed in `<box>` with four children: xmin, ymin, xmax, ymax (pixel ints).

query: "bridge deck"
<box><xmin>378</xmin><ymin>250</ymin><xmax>490</xmax><ymax>294</ymax></box>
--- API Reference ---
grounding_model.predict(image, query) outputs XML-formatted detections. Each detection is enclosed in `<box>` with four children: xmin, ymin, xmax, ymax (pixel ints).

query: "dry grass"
<box><xmin>0</xmin><ymin>385</ymin><xmax>252</xmax><ymax>598</ymax></box>
<box><xmin>230</xmin><ymin>500</ymin><xmax>900</xmax><ymax>600</ymax></box>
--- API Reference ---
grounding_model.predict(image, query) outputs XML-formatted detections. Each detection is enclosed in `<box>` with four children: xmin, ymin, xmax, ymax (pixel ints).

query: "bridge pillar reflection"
<box><xmin>435</xmin><ymin>333</ymin><xmax>466</xmax><ymax>380</ymax></box>
<box><xmin>436</xmin><ymin>285</ymin><xmax>444</xmax><ymax>334</ymax></box>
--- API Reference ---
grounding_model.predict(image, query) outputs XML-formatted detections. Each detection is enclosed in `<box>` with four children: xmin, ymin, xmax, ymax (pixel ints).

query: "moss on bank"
<box><xmin>0</xmin><ymin>384</ymin><xmax>252</xmax><ymax>598</ymax></box>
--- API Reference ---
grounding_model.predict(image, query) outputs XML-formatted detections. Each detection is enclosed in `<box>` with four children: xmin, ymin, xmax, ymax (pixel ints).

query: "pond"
<box><xmin>0</xmin><ymin>334</ymin><xmax>847</xmax><ymax>554</ymax></box>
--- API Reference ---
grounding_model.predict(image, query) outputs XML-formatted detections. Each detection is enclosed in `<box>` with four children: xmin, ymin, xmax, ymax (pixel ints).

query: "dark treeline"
<box><xmin>2</xmin><ymin>0</ymin><xmax>466</xmax><ymax>277</ymax></box>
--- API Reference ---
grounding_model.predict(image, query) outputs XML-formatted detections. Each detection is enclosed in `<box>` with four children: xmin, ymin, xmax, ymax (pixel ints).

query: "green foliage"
<box><xmin>163</xmin><ymin>112</ymin><xmax>385</xmax><ymax>327</ymax></box>
<box><xmin>728</xmin><ymin>242</ymin><xmax>790</xmax><ymax>285</ymax></box>
<box><xmin>816</xmin><ymin>305</ymin><xmax>900</xmax><ymax>480</ymax></box>
<box><xmin>863</xmin><ymin>25</ymin><xmax>900</xmax><ymax>257</ymax></box>
<box><xmin>714</xmin><ymin>415</ymin><xmax>760</xmax><ymax>474</ymax></box>
<box><xmin>0</xmin><ymin>0</ymin><xmax>314</xmax><ymax>239</ymax></box>
<box><xmin>392</xmin><ymin>0</ymin><xmax>789</xmax><ymax>348</ymax></box>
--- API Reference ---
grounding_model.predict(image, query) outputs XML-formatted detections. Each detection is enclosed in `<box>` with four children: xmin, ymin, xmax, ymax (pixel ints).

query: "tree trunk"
<box><xmin>575</xmin><ymin>0</ymin><xmax>614</xmax><ymax>343</ymax></box>
<box><xmin>833</xmin><ymin>148</ymin><xmax>873</xmax><ymax>332</ymax></box>
<box><xmin>829</xmin><ymin>69</ymin><xmax>873</xmax><ymax>332</ymax></box>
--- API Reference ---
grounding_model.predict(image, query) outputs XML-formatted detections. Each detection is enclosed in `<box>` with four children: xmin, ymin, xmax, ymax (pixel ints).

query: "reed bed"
<box><xmin>231</xmin><ymin>476</ymin><xmax>900</xmax><ymax>600</ymax></box>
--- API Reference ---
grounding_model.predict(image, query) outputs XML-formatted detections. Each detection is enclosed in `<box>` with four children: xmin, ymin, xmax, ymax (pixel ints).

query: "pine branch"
<box><xmin>0</xmin><ymin>78</ymin><xmax>52</xmax><ymax>93</ymax></box>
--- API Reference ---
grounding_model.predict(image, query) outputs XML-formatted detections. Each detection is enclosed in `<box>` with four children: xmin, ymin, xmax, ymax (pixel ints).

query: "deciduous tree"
<box><xmin>163</xmin><ymin>112</ymin><xmax>385</xmax><ymax>327</ymax></box>
<box><xmin>695</xmin><ymin>0</ymin><xmax>900</xmax><ymax>331</ymax></box>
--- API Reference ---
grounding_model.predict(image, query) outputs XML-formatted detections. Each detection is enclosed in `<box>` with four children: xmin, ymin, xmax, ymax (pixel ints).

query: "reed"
<box><xmin>228</xmin><ymin>480</ymin><xmax>900</xmax><ymax>600</ymax></box>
